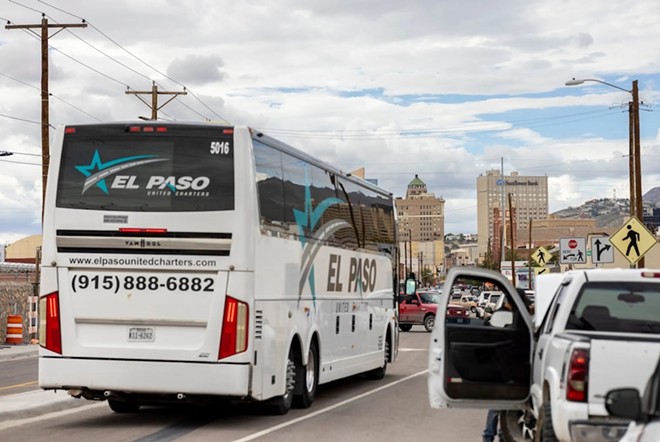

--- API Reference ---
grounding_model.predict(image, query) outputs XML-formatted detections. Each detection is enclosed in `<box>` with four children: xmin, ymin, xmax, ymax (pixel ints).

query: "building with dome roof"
<box><xmin>396</xmin><ymin>175</ymin><xmax>445</xmax><ymax>280</ymax></box>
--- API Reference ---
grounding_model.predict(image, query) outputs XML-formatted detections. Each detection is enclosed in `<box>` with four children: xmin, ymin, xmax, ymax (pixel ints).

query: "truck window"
<box><xmin>569</xmin><ymin>282</ymin><xmax>660</xmax><ymax>333</ymax></box>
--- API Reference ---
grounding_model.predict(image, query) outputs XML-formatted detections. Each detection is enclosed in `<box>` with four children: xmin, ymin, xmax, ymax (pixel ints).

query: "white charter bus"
<box><xmin>39</xmin><ymin>122</ymin><xmax>399</xmax><ymax>414</ymax></box>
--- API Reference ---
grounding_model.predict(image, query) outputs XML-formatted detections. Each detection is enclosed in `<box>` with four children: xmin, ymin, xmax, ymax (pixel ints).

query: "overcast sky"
<box><xmin>1</xmin><ymin>0</ymin><xmax>660</xmax><ymax>246</ymax></box>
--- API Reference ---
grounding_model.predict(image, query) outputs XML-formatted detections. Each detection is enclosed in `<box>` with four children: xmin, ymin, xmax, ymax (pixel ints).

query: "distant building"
<box><xmin>477</xmin><ymin>170</ymin><xmax>549</xmax><ymax>263</ymax></box>
<box><xmin>5</xmin><ymin>235</ymin><xmax>41</xmax><ymax>264</ymax></box>
<box><xmin>396</xmin><ymin>175</ymin><xmax>445</xmax><ymax>276</ymax></box>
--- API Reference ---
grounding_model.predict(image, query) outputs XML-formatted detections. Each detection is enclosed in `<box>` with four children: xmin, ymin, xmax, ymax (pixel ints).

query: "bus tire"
<box><xmin>365</xmin><ymin>336</ymin><xmax>390</xmax><ymax>380</ymax></box>
<box><xmin>399</xmin><ymin>324</ymin><xmax>413</xmax><ymax>332</ymax></box>
<box><xmin>264</xmin><ymin>346</ymin><xmax>297</xmax><ymax>415</ymax></box>
<box><xmin>293</xmin><ymin>340</ymin><xmax>318</xmax><ymax>409</ymax></box>
<box><xmin>107</xmin><ymin>399</ymin><xmax>140</xmax><ymax>413</ymax></box>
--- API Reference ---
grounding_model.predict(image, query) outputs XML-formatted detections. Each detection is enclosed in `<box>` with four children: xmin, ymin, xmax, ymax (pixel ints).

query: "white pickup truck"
<box><xmin>428</xmin><ymin>267</ymin><xmax>660</xmax><ymax>442</ymax></box>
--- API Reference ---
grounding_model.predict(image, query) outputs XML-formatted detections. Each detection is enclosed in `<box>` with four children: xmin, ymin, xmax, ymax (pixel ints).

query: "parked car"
<box><xmin>477</xmin><ymin>290</ymin><xmax>503</xmax><ymax>307</ymax></box>
<box><xmin>429</xmin><ymin>267</ymin><xmax>660</xmax><ymax>442</ymax></box>
<box><xmin>446</xmin><ymin>303</ymin><xmax>470</xmax><ymax>324</ymax></box>
<box><xmin>605</xmin><ymin>356</ymin><xmax>660</xmax><ymax>442</ymax></box>
<box><xmin>455</xmin><ymin>295</ymin><xmax>479</xmax><ymax>314</ymax></box>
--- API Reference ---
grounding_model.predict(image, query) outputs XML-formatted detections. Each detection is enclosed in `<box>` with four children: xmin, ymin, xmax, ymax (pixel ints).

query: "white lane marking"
<box><xmin>232</xmin><ymin>369</ymin><xmax>429</xmax><ymax>442</ymax></box>
<box><xmin>0</xmin><ymin>401</ymin><xmax>106</xmax><ymax>430</ymax></box>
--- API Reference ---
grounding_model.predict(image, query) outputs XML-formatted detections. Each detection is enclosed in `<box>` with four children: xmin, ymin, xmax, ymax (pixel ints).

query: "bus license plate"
<box><xmin>128</xmin><ymin>327</ymin><xmax>154</xmax><ymax>342</ymax></box>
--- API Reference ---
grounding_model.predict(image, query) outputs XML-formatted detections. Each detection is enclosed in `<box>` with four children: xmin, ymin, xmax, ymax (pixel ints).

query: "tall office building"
<box><xmin>396</xmin><ymin>175</ymin><xmax>445</xmax><ymax>276</ymax></box>
<box><xmin>477</xmin><ymin>170</ymin><xmax>548</xmax><ymax>263</ymax></box>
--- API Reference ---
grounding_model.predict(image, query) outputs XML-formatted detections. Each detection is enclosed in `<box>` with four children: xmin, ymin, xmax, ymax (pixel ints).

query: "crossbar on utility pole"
<box><xmin>126</xmin><ymin>81</ymin><xmax>187</xmax><ymax>120</ymax></box>
<box><xmin>5</xmin><ymin>15</ymin><xmax>87</xmax><ymax>219</ymax></box>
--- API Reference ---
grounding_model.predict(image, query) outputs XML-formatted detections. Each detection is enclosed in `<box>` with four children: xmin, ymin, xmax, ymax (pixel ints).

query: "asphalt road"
<box><xmin>0</xmin><ymin>357</ymin><xmax>38</xmax><ymax>396</ymax></box>
<box><xmin>0</xmin><ymin>328</ymin><xmax>488</xmax><ymax>441</ymax></box>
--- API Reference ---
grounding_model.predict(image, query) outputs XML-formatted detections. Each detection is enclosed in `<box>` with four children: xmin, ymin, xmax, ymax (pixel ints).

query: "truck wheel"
<box><xmin>500</xmin><ymin>409</ymin><xmax>535</xmax><ymax>441</ymax></box>
<box><xmin>108</xmin><ymin>399</ymin><xmax>140</xmax><ymax>413</ymax></box>
<box><xmin>365</xmin><ymin>338</ymin><xmax>389</xmax><ymax>380</ymax></box>
<box><xmin>536</xmin><ymin>401</ymin><xmax>558</xmax><ymax>442</ymax></box>
<box><xmin>293</xmin><ymin>341</ymin><xmax>318</xmax><ymax>409</ymax></box>
<box><xmin>399</xmin><ymin>324</ymin><xmax>413</xmax><ymax>332</ymax></box>
<box><xmin>423</xmin><ymin>314</ymin><xmax>435</xmax><ymax>332</ymax></box>
<box><xmin>264</xmin><ymin>347</ymin><xmax>297</xmax><ymax>415</ymax></box>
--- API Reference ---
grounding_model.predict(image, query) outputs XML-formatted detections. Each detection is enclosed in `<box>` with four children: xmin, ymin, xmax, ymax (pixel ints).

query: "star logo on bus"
<box><xmin>75</xmin><ymin>150</ymin><xmax>167</xmax><ymax>194</ymax></box>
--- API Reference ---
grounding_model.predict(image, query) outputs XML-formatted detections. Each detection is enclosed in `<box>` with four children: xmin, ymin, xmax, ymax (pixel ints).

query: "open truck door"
<box><xmin>428</xmin><ymin>267</ymin><xmax>534</xmax><ymax>410</ymax></box>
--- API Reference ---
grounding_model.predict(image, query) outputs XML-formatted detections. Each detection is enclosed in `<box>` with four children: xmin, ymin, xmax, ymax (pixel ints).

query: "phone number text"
<box><xmin>71</xmin><ymin>274</ymin><xmax>215</xmax><ymax>294</ymax></box>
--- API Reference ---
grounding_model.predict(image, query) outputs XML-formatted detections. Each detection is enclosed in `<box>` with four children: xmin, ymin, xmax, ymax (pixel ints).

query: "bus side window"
<box><xmin>254</xmin><ymin>141</ymin><xmax>286</xmax><ymax>232</ymax></box>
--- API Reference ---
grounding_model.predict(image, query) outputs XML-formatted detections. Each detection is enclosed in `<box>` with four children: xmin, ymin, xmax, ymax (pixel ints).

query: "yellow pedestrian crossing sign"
<box><xmin>610</xmin><ymin>216</ymin><xmax>657</xmax><ymax>265</ymax></box>
<box><xmin>532</xmin><ymin>246</ymin><xmax>551</xmax><ymax>266</ymax></box>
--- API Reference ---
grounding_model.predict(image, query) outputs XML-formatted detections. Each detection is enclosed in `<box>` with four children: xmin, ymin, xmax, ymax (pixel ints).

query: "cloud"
<box><xmin>1</xmin><ymin>0</ymin><xmax>660</xmax><ymax>245</ymax></box>
<box><xmin>167</xmin><ymin>54</ymin><xmax>227</xmax><ymax>86</ymax></box>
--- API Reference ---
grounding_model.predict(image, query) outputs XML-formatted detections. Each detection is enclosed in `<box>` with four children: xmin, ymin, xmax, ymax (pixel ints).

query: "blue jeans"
<box><xmin>482</xmin><ymin>409</ymin><xmax>503</xmax><ymax>442</ymax></box>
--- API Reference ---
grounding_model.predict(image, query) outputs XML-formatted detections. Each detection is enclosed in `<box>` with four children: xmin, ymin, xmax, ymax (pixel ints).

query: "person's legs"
<box><xmin>482</xmin><ymin>409</ymin><xmax>499</xmax><ymax>442</ymax></box>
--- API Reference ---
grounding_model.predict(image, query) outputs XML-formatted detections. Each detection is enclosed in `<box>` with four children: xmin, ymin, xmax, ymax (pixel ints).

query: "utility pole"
<box><xmin>6</xmin><ymin>15</ymin><xmax>87</xmax><ymax>218</ymax></box>
<box><xmin>528</xmin><ymin>218</ymin><xmax>532</xmax><ymax>289</ymax></box>
<box><xmin>126</xmin><ymin>81</ymin><xmax>187</xmax><ymax>120</ymax></box>
<box><xmin>508</xmin><ymin>193</ymin><xmax>515</xmax><ymax>287</ymax></box>
<box><xmin>632</xmin><ymin>80</ymin><xmax>645</xmax><ymax>268</ymax></box>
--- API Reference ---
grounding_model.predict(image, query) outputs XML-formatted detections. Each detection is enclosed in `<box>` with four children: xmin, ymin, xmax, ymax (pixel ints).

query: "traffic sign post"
<box><xmin>610</xmin><ymin>216</ymin><xmax>657</xmax><ymax>266</ymax></box>
<box><xmin>590</xmin><ymin>235</ymin><xmax>614</xmax><ymax>264</ymax></box>
<box><xmin>559</xmin><ymin>237</ymin><xmax>587</xmax><ymax>264</ymax></box>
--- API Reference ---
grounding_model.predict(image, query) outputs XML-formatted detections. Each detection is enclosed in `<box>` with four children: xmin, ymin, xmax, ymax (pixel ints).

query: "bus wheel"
<box><xmin>294</xmin><ymin>341</ymin><xmax>318</xmax><ymax>409</ymax></box>
<box><xmin>264</xmin><ymin>347</ymin><xmax>296</xmax><ymax>415</ymax></box>
<box><xmin>365</xmin><ymin>337</ymin><xmax>389</xmax><ymax>380</ymax></box>
<box><xmin>108</xmin><ymin>399</ymin><xmax>140</xmax><ymax>413</ymax></box>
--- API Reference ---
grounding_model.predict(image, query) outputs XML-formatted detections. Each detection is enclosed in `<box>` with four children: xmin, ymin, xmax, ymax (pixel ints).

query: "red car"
<box><xmin>446</xmin><ymin>303</ymin><xmax>470</xmax><ymax>324</ymax></box>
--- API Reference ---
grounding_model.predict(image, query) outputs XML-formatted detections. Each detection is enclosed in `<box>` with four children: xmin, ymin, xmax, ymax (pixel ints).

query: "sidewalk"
<box><xmin>0</xmin><ymin>343</ymin><xmax>91</xmax><ymax>423</ymax></box>
<box><xmin>0</xmin><ymin>343</ymin><xmax>38</xmax><ymax>361</ymax></box>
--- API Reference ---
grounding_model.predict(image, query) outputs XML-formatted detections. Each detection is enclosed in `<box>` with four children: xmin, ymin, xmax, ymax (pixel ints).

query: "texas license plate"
<box><xmin>128</xmin><ymin>327</ymin><xmax>154</xmax><ymax>342</ymax></box>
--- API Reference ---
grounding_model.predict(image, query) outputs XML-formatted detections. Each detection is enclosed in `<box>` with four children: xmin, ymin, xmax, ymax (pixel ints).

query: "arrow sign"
<box><xmin>595</xmin><ymin>239</ymin><xmax>610</xmax><ymax>260</ymax></box>
<box><xmin>591</xmin><ymin>236</ymin><xmax>614</xmax><ymax>263</ymax></box>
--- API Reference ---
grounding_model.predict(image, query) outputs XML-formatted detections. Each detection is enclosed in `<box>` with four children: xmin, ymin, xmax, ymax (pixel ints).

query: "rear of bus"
<box><xmin>38</xmin><ymin>122</ymin><xmax>255</xmax><ymax>408</ymax></box>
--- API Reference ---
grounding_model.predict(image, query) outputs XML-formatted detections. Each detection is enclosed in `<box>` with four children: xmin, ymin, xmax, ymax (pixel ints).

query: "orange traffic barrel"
<box><xmin>5</xmin><ymin>315</ymin><xmax>23</xmax><ymax>345</ymax></box>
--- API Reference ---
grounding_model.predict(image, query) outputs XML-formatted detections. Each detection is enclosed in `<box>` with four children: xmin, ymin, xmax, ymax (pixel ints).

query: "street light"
<box><xmin>565</xmin><ymin>77</ymin><xmax>644</xmax><ymax>267</ymax></box>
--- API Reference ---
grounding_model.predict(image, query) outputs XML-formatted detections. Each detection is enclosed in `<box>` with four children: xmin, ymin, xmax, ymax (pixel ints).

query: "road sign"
<box><xmin>559</xmin><ymin>237</ymin><xmax>587</xmax><ymax>264</ymax></box>
<box><xmin>590</xmin><ymin>235</ymin><xmax>614</xmax><ymax>264</ymax></box>
<box><xmin>534</xmin><ymin>266</ymin><xmax>551</xmax><ymax>276</ymax></box>
<box><xmin>531</xmin><ymin>246</ymin><xmax>551</xmax><ymax>266</ymax></box>
<box><xmin>610</xmin><ymin>216</ymin><xmax>657</xmax><ymax>265</ymax></box>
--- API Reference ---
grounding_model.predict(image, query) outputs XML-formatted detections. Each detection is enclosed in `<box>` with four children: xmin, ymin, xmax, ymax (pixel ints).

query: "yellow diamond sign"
<box><xmin>610</xmin><ymin>216</ymin><xmax>657</xmax><ymax>265</ymax></box>
<box><xmin>534</xmin><ymin>266</ymin><xmax>551</xmax><ymax>276</ymax></box>
<box><xmin>532</xmin><ymin>247</ymin><xmax>551</xmax><ymax>266</ymax></box>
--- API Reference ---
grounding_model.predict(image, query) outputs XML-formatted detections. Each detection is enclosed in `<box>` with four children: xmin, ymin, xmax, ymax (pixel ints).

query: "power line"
<box><xmin>0</xmin><ymin>72</ymin><xmax>101</xmax><ymax>121</ymax></box>
<box><xmin>0</xmin><ymin>112</ymin><xmax>44</xmax><ymax>126</ymax></box>
<box><xmin>0</xmin><ymin>158</ymin><xmax>40</xmax><ymax>166</ymax></box>
<box><xmin>37</xmin><ymin>0</ymin><xmax>229</xmax><ymax>123</ymax></box>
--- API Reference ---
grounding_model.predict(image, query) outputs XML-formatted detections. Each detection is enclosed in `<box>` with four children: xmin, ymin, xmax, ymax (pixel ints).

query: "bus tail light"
<box><xmin>218</xmin><ymin>296</ymin><xmax>249</xmax><ymax>360</ymax></box>
<box><xmin>566</xmin><ymin>348</ymin><xmax>589</xmax><ymax>402</ymax></box>
<box><xmin>39</xmin><ymin>292</ymin><xmax>62</xmax><ymax>355</ymax></box>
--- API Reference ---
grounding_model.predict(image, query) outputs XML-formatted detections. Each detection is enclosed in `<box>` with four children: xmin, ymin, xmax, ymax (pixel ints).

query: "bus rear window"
<box><xmin>56</xmin><ymin>128</ymin><xmax>234</xmax><ymax>212</ymax></box>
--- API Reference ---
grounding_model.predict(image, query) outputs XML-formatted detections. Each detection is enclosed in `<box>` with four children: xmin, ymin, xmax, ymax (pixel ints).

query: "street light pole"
<box><xmin>565</xmin><ymin>78</ymin><xmax>644</xmax><ymax>267</ymax></box>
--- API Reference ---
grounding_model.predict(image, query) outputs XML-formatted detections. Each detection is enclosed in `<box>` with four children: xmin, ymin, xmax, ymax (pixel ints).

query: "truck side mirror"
<box><xmin>605</xmin><ymin>388</ymin><xmax>643</xmax><ymax>421</ymax></box>
<box><xmin>405</xmin><ymin>278</ymin><xmax>417</xmax><ymax>295</ymax></box>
